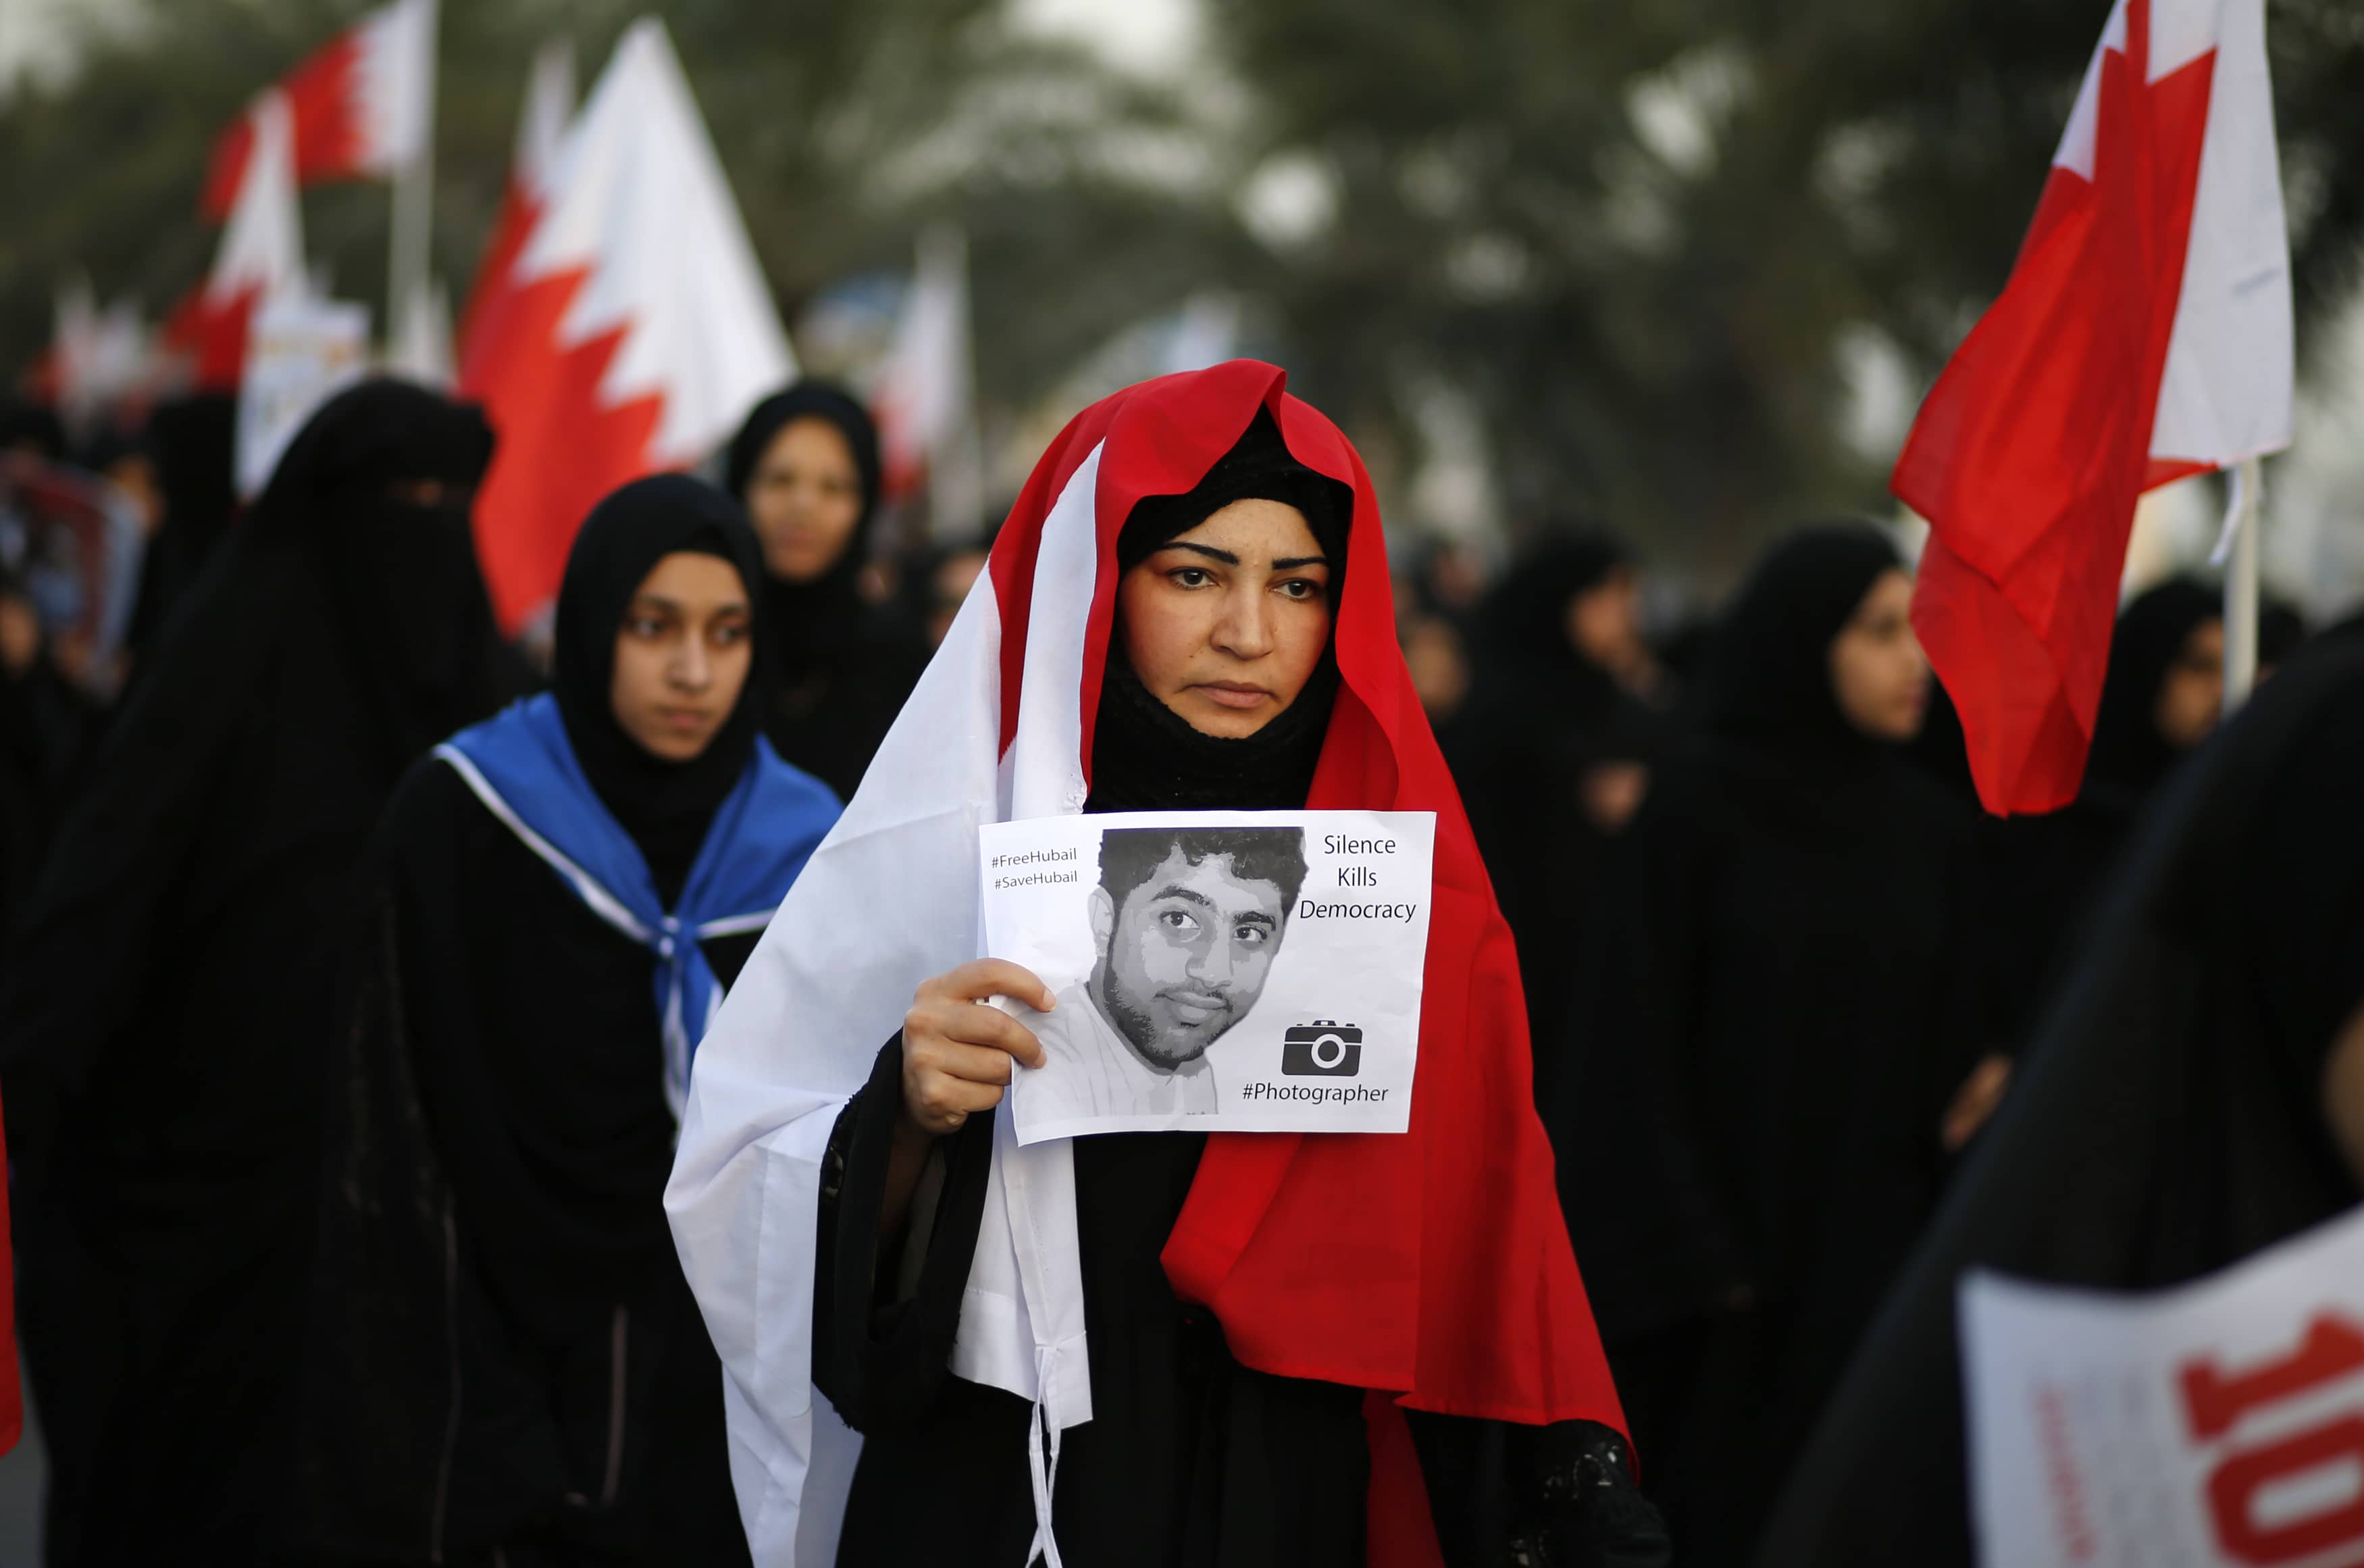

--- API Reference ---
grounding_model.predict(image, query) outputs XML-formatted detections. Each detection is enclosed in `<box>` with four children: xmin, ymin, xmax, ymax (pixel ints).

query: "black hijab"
<box><xmin>240</xmin><ymin>379</ymin><xmax>503</xmax><ymax>768</ymax></box>
<box><xmin>1701</xmin><ymin>523</ymin><xmax>1904</xmax><ymax>770</ymax></box>
<box><xmin>553</xmin><ymin>473</ymin><xmax>767</xmax><ymax>905</ymax></box>
<box><xmin>725</xmin><ymin>382</ymin><xmax>882</xmax><ymax>683</ymax></box>
<box><xmin>1753</xmin><ymin>637</ymin><xmax>2364</xmax><ymax>1568</ymax></box>
<box><xmin>2084</xmin><ymin>575</ymin><xmax>2219</xmax><ymax>806</ymax></box>
<box><xmin>1086</xmin><ymin>405</ymin><xmax>1354</xmax><ymax>814</ymax></box>
<box><xmin>1470</xmin><ymin>527</ymin><xmax>1630</xmax><ymax>701</ymax></box>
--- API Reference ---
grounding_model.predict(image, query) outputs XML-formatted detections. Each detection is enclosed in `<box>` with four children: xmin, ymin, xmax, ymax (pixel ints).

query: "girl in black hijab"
<box><xmin>1753</xmin><ymin>635</ymin><xmax>2364</xmax><ymax>1568</ymax></box>
<box><xmin>725</xmin><ymin>383</ymin><xmax>931</xmax><ymax>800</ymax></box>
<box><xmin>0</xmin><ymin>379</ymin><xmax>517</xmax><ymax>1567</ymax></box>
<box><xmin>1445</xmin><ymin>527</ymin><xmax>1674</xmax><ymax>1105</ymax></box>
<box><xmin>297</xmin><ymin>475</ymin><xmax>838</xmax><ymax>1567</ymax></box>
<box><xmin>1551</xmin><ymin>525</ymin><xmax>1986</xmax><ymax>1565</ymax></box>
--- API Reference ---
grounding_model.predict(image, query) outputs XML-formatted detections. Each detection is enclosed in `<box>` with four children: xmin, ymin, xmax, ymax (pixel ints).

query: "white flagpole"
<box><xmin>2221</xmin><ymin>454</ymin><xmax>2263</xmax><ymax>714</ymax></box>
<box><xmin>386</xmin><ymin>0</ymin><xmax>439</xmax><ymax>363</ymax></box>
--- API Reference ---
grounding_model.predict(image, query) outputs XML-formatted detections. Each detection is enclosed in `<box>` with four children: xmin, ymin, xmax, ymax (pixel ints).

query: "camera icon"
<box><xmin>1282</xmin><ymin>1020</ymin><xmax>1363</xmax><ymax>1078</ymax></box>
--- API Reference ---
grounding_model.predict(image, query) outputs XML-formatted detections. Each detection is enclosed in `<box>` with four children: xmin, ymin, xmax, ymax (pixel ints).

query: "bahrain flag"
<box><xmin>1899</xmin><ymin>0</ymin><xmax>2292</xmax><ymax>816</ymax></box>
<box><xmin>163</xmin><ymin>91</ymin><xmax>307</xmax><ymax>391</ymax></box>
<box><xmin>457</xmin><ymin>18</ymin><xmax>795</xmax><ymax>635</ymax></box>
<box><xmin>199</xmin><ymin>0</ymin><xmax>436</xmax><ymax>221</ymax></box>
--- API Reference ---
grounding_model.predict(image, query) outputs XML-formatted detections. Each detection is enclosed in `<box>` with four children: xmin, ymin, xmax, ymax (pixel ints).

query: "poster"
<box><xmin>979</xmin><ymin>810</ymin><xmax>1436</xmax><ymax>1143</ymax></box>
<box><xmin>236</xmin><ymin>295</ymin><xmax>371</xmax><ymax>498</ymax></box>
<box><xmin>1963</xmin><ymin>1203</ymin><xmax>2364</xmax><ymax>1568</ymax></box>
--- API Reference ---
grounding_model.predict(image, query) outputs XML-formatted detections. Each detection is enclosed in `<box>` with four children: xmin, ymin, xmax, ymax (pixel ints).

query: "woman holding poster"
<box><xmin>667</xmin><ymin>361</ymin><xmax>1666</xmax><ymax>1566</ymax></box>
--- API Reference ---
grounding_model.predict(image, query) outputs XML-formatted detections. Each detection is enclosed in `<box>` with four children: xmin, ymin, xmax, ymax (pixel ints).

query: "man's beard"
<box><xmin>1095</xmin><ymin>962</ymin><xmax>1228</xmax><ymax>1071</ymax></box>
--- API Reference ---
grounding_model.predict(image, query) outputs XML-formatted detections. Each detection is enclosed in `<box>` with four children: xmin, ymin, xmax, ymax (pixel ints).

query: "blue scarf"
<box><xmin>437</xmin><ymin>692</ymin><xmax>841</xmax><ymax>1114</ymax></box>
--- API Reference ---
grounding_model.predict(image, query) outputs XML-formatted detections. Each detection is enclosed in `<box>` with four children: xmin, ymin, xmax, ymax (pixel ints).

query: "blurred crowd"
<box><xmin>0</xmin><ymin>370</ymin><xmax>2358</xmax><ymax>1568</ymax></box>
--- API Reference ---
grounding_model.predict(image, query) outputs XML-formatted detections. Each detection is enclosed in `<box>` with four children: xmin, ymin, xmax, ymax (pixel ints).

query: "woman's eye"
<box><xmin>712</xmin><ymin>623</ymin><xmax>748</xmax><ymax>645</ymax></box>
<box><xmin>627</xmin><ymin>617</ymin><xmax>666</xmax><ymax>637</ymax></box>
<box><xmin>1172</xmin><ymin>568</ymin><xmax>1214</xmax><ymax>589</ymax></box>
<box><xmin>1277</xmin><ymin>578</ymin><xmax>1325</xmax><ymax>602</ymax></box>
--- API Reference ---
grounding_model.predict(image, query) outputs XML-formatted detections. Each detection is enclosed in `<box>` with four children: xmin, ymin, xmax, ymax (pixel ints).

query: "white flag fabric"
<box><xmin>459</xmin><ymin>17</ymin><xmax>796</xmax><ymax>632</ymax></box>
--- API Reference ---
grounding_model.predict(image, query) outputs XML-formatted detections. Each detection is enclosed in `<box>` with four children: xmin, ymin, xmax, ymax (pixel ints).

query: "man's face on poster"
<box><xmin>1091</xmin><ymin>846</ymin><xmax>1288</xmax><ymax>1071</ymax></box>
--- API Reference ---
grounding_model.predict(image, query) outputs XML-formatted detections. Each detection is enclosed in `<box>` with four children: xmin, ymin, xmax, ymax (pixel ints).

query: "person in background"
<box><xmin>124</xmin><ymin>393</ymin><xmax>240</xmax><ymax>664</ymax></box>
<box><xmin>1551</xmin><ymin>524</ymin><xmax>1987</xmax><ymax>1566</ymax></box>
<box><xmin>0</xmin><ymin>567</ymin><xmax>90</xmax><ymax>964</ymax></box>
<box><xmin>1980</xmin><ymin>576</ymin><xmax>2224</xmax><ymax>1050</ymax></box>
<box><xmin>916</xmin><ymin>535</ymin><xmax>993</xmax><ymax>650</ymax></box>
<box><xmin>725</xmin><ymin>383</ymin><xmax>931</xmax><ymax>800</ymax></box>
<box><xmin>296</xmin><ymin>475</ymin><xmax>838</xmax><ymax>1567</ymax></box>
<box><xmin>0</xmin><ymin>380</ymin><xmax>519</xmax><ymax>1567</ymax></box>
<box><xmin>2260</xmin><ymin>592</ymin><xmax>2308</xmax><ymax>677</ymax></box>
<box><xmin>1753</xmin><ymin>633</ymin><xmax>2364</xmax><ymax>1568</ymax></box>
<box><xmin>1447</xmin><ymin>528</ymin><xmax>1672</xmax><ymax>1101</ymax></box>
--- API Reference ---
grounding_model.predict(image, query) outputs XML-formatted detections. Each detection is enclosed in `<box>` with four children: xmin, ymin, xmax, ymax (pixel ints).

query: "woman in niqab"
<box><xmin>296</xmin><ymin>475</ymin><xmax>840</xmax><ymax>1567</ymax></box>
<box><xmin>668</xmin><ymin>362</ymin><xmax>1666</xmax><ymax>1567</ymax></box>
<box><xmin>1550</xmin><ymin>525</ymin><xmax>1985</xmax><ymax>1565</ymax></box>
<box><xmin>0</xmin><ymin>379</ymin><xmax>517</xmax><ymax>1566</ymax></box>
<box><xmin>1753</xmin><ymin>635</ymin><xmax>2364</xmax><ymax>1568</ymax></box>
<box><xmin>725</xmin><ymin>384</ymin><xmax>931</xmax><ymax>800</ymax></box>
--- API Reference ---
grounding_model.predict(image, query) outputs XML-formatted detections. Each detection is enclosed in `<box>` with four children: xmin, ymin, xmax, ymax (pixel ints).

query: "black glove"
<box><xmin>1506</xmin><ymin>1421</ymin><xmax>1670</xmax><ymax>1568</ymax></box>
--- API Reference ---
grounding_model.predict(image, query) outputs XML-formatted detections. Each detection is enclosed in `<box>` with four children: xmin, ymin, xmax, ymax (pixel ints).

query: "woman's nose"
<box><xmin>1212</xmin><ymin>589</ymin><xmax>1275</xmax><ymax>660</ymax></box>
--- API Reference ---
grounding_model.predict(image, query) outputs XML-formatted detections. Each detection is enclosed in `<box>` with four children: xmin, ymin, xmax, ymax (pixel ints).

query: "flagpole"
<box><xmin>2221</xmin><ymin>455</ymin><xmax>2263</xmax><ymax>715</ymax></box>
<box><xmin>386</xmin><ymin>0</ymin><xmax>439</xmax><ymax>364</ymax></box>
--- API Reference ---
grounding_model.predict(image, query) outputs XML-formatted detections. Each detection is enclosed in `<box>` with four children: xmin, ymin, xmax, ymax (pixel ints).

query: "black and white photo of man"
<box><xmin>1023</xmin><ymin>825</ymin><xmax>1309</xmax><ymax>1125</ymax></box>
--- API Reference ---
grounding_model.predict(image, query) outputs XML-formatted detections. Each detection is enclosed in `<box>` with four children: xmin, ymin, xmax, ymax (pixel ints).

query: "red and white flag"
<box><xmin>1901</xmin><ymin>0</ymin><xmax>2293</xmax><ymax>816</ymax></box>
<box><xmin>455</xmin><ymin>37</ymin><xmax>573</xmax><ymax>357</ymax></box>
<box><xmin>199</xmin><ymin>0</ymin><xmax>436</xmax><ymax>221</ymax></box>
<box><xmin>458</xmin><ymin>18</ymin><xmax>794</xmax><ymax>634</ymax></box>
<box><xmin>164</xmin><ymin>91</ymin><xmax>307</xmax><ymax>391</ymax></box>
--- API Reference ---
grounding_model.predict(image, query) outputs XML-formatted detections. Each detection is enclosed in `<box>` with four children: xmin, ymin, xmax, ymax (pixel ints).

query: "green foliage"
<box><xmin>1211</xmin><ymin>0</ymin><xmax>2364</xmax><ymax>567</ymax></box>
<box><xmin>3</xmin><ymin>0</ymin><xmax>2359</xmax><ymax>572</ymax></box>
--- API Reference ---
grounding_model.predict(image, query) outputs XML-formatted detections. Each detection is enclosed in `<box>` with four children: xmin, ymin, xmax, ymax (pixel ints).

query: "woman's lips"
<box><xmin>1193</xmin><ymin>682</ymin><xmax>1271</xmax><ymax>710</ymax></box>
<box><xmin>658</xmin><ymin>707</ymin><xmax>712</xmax><ymax>731</ymax></box>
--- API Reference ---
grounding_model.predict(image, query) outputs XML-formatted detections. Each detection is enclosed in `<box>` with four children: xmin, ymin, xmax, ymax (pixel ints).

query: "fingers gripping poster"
<box><xmin>979</xmin><ymin>810</ymin><xmax>1436</xmax><ymax>1143</ymax></box>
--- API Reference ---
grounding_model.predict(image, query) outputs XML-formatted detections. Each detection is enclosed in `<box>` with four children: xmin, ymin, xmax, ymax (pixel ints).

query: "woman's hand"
<box><xmin>900</xmin><ymin>960</ymin><xmax>1056</xmax><ymax>1136</ymax></box>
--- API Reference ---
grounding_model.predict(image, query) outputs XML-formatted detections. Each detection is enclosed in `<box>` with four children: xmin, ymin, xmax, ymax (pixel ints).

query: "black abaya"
<box><xmin>1550</xmin><ymin>526</ymin><xmax>1982</xmax><ymax>1565</ymax></box>
<box><xmin>1443</xmin><ymin>531</ymin><xmax>1671</xmax><ymax>1108</ymax></box>
<box><xmin>820</xmin><ymin>1045</ymin><xmax>1370</xmax><ymax>1568</ymax></box>
<box><xmin>297</xmin><ymin>474</ymin><xmax>784</xmax><ymax>1566</ymax></box>
<box><xmin>1752</xmin><ymin>637</ymin><xmax>2364</xmax><ymax>1568</ymax></box>
<box><xmin>0</xmin><ymin>380</ymin><xmax>515</xmax><ymax>1566</ymax></box>
<box><xmin>297</xmin><ymin>760</ymin><xmax>758</xmax><ymax>1567</ymax></box>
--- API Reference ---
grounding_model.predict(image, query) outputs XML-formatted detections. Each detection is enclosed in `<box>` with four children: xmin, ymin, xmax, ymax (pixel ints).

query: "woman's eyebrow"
<box><xmin>1162</xmin><ymin>542</ymin><xmax>1330</xmax><ymax>571</ymax></box>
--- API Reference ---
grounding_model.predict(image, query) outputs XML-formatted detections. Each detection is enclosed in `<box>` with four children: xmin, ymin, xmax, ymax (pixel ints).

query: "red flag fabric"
<box><xmin>455</xmin><ymin>20</ymin><xmax>792</xmax><ymax>635</ymax></box>
<box><xmin>668</xmin><ymin>358</ymin><xmax>1626</xmax><ymax>1565</ymax></box>
<box><xmin>1899</xmin><ymin>0</ymin><xmax>2291</xmax><ymax>815</ymax></box>
<box><xmin>199</xmin><ymin>0</ymin><xmax>435</xmax><ymax>221</ymax></box>
<box><xmin>163</xmin><ymin>92</ymin><xmax>306</xmax><ymax>391</ymax></box>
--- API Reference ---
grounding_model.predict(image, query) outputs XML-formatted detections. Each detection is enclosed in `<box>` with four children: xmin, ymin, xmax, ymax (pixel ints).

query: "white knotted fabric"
<box><xmin>665</xmin><ymin>448</ymin><xmax>1106</xmax><ymax>1566</ymax></box>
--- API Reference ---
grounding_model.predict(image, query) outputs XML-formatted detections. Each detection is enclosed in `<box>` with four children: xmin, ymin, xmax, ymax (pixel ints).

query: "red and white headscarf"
<box><xmin>667</xmin><ymin>360</ymin><xmax>1623</xmax><ymax>1567</ymax></box>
